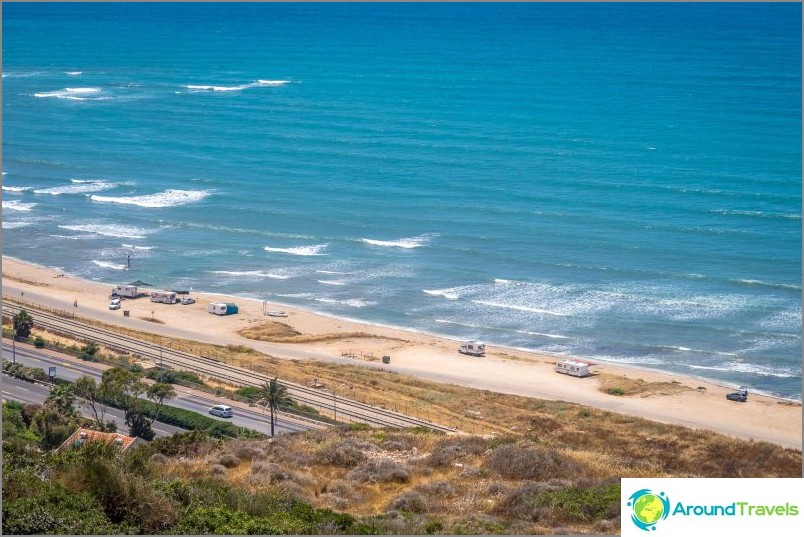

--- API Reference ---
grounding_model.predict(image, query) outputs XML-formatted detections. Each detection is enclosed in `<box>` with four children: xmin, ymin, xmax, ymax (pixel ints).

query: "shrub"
<box><xmin>218</xmin><ymin>453</ymin><xmax>240</xmax><ymax>468</ymax></box>
<box><xmin>347</xmin><ymin>458</ymin><xmax>411</xmax><ymax>484</ymax></box>
<box><xmin>387</xmin><ymin>491</ymin><xmax>428</xmax><ymax>513</ymax></box>
<box><xmin>211</xmin><ymin>464</ymin><xmax>227</xmax><ymax>476</ymax></box>
<box><xmin>1</xmin><ymin>487</ymin><xmax>116</xmax><ymax>535</ymax></box>
<box><xmin>33</xmin><ymin>336</ymin><xmax>45</xmax><ymax>349</ymax></box>
<box><xmin>484</xmin><ymin>443</ymin><xmax>580</xmax><ymax>481</ymax></box>
<box><xmin>533</xmin><ymin>483</ymin><xmax>621</xmax><ymax>524</ymax></box>
<box><xmin>315</xmin><ymin>440</ymin><xmax>368</xmax><ymax>468</ymax></box>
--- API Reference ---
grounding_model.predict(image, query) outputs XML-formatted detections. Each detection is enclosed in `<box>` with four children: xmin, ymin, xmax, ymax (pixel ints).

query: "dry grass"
<box><xmin>238</xmin><ymin>321</ymin><xmax>406</xmax><ymax>345</ymax></box>
<box><xmin>596</xmin><ymin>373</ymin><xmax>692</xmax><ymax>397</ymax></box>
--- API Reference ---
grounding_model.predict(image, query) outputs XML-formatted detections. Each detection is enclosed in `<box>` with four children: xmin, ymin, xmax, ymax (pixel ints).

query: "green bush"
<box><xmin>234</xmin><ymin>385</ymin><xmax>263</xmax><ymax>399</ymax></box>
<box><xmin>33</xmin><ymin>336</ymin><xmax>45</xmax><ymax>349</ymax></box>
<box><xmin>1</xmin><ymin>486</ymin><xmax>117</xmax><ymax>535</ymax></box>
<box><xmin>534</xmin><ymin>482</ymin><xmax>621</xmax><ymax>523</ymax></box>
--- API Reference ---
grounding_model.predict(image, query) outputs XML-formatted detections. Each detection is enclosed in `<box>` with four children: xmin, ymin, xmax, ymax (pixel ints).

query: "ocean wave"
<box><xmin>734</xmin><ymin>279</ymin><xmax>802</xmax><ymax>291</ymax></box>
<box><xmin>314</xmin><ymin>297</ymin><xmax>376</xmax><ymax>308</ymax></box>
<box><xmin>1</xmin><ymin>185</ymin><xmax>32</xmax><ymax>192</ymax></box>
<box><xmin>316</xmin><ymin>270</ymin><xmax>352</xmax><ymax>275</ymax></box>
<box><xmin>33</xmin><ymin>180</ymin><xmax>116</xmax><ymax>195</ymax></box>
<box><xmin>473</xmin><ymin>300</ymin><xmax>570</xmax><ymax>317</ymax></box>
<box><xmin>2</xmin><ymin>200</ymin><xmax>37</xmax><ymax>211</ymax></box>
<box><xmin>516</xmin><ymin>330</ymin><xmax>571</xmax><ymax>339</ymax></box>
<box><xmin>361</xmin><ymin>234</ymin><xmax>435</xmax><ymax>249</ymax></box>
<box><xmin>185</xmin><ymin>80</ymin><xmax>289</xmax><ymax>92</ymax></box>
<box><xmin>65</xmin><ymin>71</ymin><xmax>82</xmax><ymax>76</ymax></box>
<box><xmin>58</xmin><ymin>223</ymin><xmax>150</xmax><ymax>239</ymax></box>
<box><xmin>33</xmin><ymin>87</ymin><xmax>109</xmax><ymax>101</ymax></box>
<box><xmin>2</xmin><ymin>222</ymin><xmax>34</xmax><ymax>229</ymax></box>
<box><xmin>494</xmin><ymin>278</ymin><xmax>516</xmax><ymax>284</ymax></box>
<box><xmin>89</xmin><ymin>189</ymin><xmax>211</xmax><ymax>208</ymax></box>
<box><xmin>121</xmin><ymin>244</ymin><xmax>154</xmax><ymax>250</ymax></box>
<box><xmin>209</xmin><ymin>270</ymin><xmax>291</xmax><ymax>280</ymax></box>
<box><xmin>50</xmin><ymin>234</ymin><xmax>98</xmax><ymax>240</ymax></box>
<box><xmin>318</xmin><ymin>280</ymin><xmax>347</xmax><ymax>286</ymax></box>
<box><xmin>92</xmin><ymin>260</ymin><xmax>128</xmax><ymax>270</ymax></box>
<box><xmin>711</xmin><ymin>209</ymin><xmax>802</xmax><ymax>220</ymax></box>
<box><xmin>423</xmin><ymin>289</ymin><xmax>460</xmax><ymax>300</ymax></box>
<box><xmin>2</xmin><ymin>71</ymin><xmax>42</xmax><ymax>78</ymax></box>
<box><xmin>264</xmin><ymin>244</ymin><xmax>328</xmax><ymax>256</ymax></box>
<box><xmin>684</xmin><ymin>361</ymin><xmax>800</xmax><ymax>379</ymax></box>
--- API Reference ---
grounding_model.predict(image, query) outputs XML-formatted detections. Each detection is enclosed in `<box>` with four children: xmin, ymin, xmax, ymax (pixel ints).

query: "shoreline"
<box><xmin>2</xmin><ymin>255</ymin><xmax>802</xmax><ymax>449</ymax></box>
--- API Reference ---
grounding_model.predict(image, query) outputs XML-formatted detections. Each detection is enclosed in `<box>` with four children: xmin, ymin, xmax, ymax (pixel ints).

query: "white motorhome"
<box><xmin>555</xmin><ymin>360</ymin><xmax>590</xmax><ymax>378</ymax></box>
<box><xmin>150</xmin><ymin>290</ymin><xmax>177</xmax><ymax>304</ymax></box>
<box><xmin>112</xmin><ymin>285</ymin><xmax>138</xmax><ymax>298</ymax></box>
<box><xmin>458</xmin><ymin>341</ymin><xmax>485</xmax><ymax>357</ymax></box>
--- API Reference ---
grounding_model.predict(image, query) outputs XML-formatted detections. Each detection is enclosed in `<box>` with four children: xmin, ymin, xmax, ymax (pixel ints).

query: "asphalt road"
<box><xmin>1</xmin><ymin>373</ymin><xmax>187</xmax><ymax>438</ymax></box>
<box><xmin>2</xmin><ymin>342</ymin><xmax>311</xmax><ymax>436</ymax></box>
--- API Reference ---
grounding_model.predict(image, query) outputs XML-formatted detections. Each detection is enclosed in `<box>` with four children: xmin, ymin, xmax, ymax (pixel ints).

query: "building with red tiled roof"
<box><xmin>55</xmin><ymin>427</ymin><xmax>141</xmax><ymax>454</ymax></box>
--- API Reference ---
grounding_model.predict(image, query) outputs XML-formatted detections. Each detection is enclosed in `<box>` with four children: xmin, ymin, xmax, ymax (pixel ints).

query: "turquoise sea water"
<box><xmin>2</xmin><ymin>3</ymin><xmax>801</xmax><ymax>399</ymax></box>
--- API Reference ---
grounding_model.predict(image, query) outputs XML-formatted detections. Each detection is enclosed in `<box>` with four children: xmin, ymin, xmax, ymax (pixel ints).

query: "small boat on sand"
<box><xmin>266</xmin><ymin>310</ymin><xmax>288</xmax><ymax>317</ymax></box>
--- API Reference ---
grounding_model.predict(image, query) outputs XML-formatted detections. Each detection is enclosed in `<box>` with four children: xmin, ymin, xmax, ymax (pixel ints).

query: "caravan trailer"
<box><xmin>208</xmin><ymin>302</ymin><xmax>238</xmax><ymax>316</ymax></box>
<box><xmin>112</xmin><ymin>285</ymin><xmax>138</xmax><ymax>298</ymax></box>
<box><xmin>150</xmin><ymin>290</ymin><xmax>178</xmax><ymax>304</ymax></box>
<box><xmin>554</xmin><ymin>360</ymin><xmax>590</xmax><ymax>378</ymax></box>
<box><xmin>458</xmin><ymin>341</ymin><xmax>485</xmax><ymax>357</ymax></box>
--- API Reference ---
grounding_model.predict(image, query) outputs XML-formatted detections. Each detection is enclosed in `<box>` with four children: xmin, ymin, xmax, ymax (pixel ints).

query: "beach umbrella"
<box><xmin>127</xmin><ymin>280</ymin><xmax>154</xmax><ymax>287</ymax></box>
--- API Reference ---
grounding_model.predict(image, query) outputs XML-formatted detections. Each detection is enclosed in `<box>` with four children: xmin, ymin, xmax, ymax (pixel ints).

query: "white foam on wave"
<box><xmin>2</xmin><ymin>222</ymin><xmax>34</xmax><ymax>229</ymax></box>
<box><xmin>209</xmin><ymin>270</ymin><xmax>291</xmax><ymax>280</ymax></box>
<box><xmin>2</xmin><ymin>200</ymin><xmax>37</xmax><ymax>211</ymax></box>
<box><xmin>711</xmin><ymin>208</ymin><xmax>802</xmax><ymax>220</ymax></box>
<box><xmin>423</xmin><ymin>289</ymin><xmax>460</xmax><ymax>300</ymax></box>
<box><xmin>185</xmin><ymin>80</ymin><xmax>289</xmax><ymax>92</ymax></box>
<box><xmin>34</xmin><ymin>180</ymin><xmax>116</xmax><ymax>195</ymax></box>
<box><xmin>264</xmin><ymin>244</ymin><xmax>328</xmax><ymax>256</ymax></box>
<box><xmin>314</xmin><ymin>297</ymin><xmax>376</xmax><ymax>308</ymax></box>
<box><xmin>65</xmin><ymin>71</ymin><xmax>82</xmax><ymax>76</ymax></box>
<box><xmin>318</xmin><ymin>280</ymin><xmax>347</xmax><ymax>286</ymax></box>
<box><xmin>92</xmin><ymin>260</ymin><xmax>128</xmax><ymax>270</ymax></box>
<box><xmin>685</xmin><ymin>361</ymin><xmax>800</xmax><ymax>379</ymax></box>
<box><xmin>121</xmin><ymin>243</ymin><xmax>154</xmax><ymax>250</ymax></box>
<box><xmin>361</xmin><ymin>234</ymin><xmax>434</xmax><ymax>249</ymax></box>
<box><xmin>34</xmin><ymin>87</ymin><xmax>108</xmax><ymax>101</ymax></box>
<box><xmin>89</xmin><ymin>189</ymin><xmax>211</xmax><ymax>208</ymax></box>
<box><xmin>3</xmin><ymin>71</ymin><xmax>42</xmax><ymax>78</ymax></box>
<box><xmin>494</xmin><ymin>278</ymin><xmax>515</xmax><ymax>284</ymax></box>
<box><xmin>473</xmin><ymin>300</ymin><xmax>570</xmax><ymax>317</ymax></box>
<box><xmin>2</xmin><ymin>185</ymin><xmax>31</xmax><ymax>192</ymax></box>
<box><xmin>516</xmin><ymin>330</ymin><xmax>571</xmax><ymax>340</ymax></box>
<box><xmin>58</xmin><ymin>223</ymin><xmax>150</xmax><ymax>239</ymax></box>
<box><xmin>316</xmin><ymin>270</ymin><xmax>351</xmax><ymax>275</ymax></box>
<box><xmin>735</xmin><ymin>279</ymin><xmax>801</xmax><ymax>291</ymax></box>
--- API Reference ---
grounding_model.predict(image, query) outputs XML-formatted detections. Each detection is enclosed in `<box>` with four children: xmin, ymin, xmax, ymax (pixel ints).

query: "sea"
<box><xmin>2</xmin><ymin>3</ymin><xmax>801</xmax><ymax>400</ymax></box>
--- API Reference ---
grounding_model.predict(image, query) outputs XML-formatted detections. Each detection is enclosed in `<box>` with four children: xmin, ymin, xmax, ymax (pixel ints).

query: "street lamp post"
<box><xmin>12</xmin><ymin>328</ymin><xmax>17</xmax><ymax>364</ymax></box>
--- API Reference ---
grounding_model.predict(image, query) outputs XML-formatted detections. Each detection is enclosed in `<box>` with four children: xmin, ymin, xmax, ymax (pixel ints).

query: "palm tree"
<box><xmin>256</xmin><ymin>377</ymin><xmax>291</xmax><ymax>437</ymax></box>
<box><xmin>12</xmin><ymin>309</ymin><xmax>34</xmax><ymax>339</ymax></box>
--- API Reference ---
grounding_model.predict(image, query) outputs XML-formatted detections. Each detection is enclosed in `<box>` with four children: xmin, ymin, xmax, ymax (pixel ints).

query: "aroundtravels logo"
<box><xmin>627</xmin><ymin>489</ymin><xmax>671</xmax><ymax>531</ymax></box>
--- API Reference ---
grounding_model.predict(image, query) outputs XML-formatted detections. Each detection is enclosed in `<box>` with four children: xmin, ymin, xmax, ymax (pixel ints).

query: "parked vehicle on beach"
<box><xmin>266</xmin><ymin>310</ymin><xmax>287</xmax><ymax>317</ymax></box>
<box><xmin>208</xmin><ymin>302</ymin><xmax>238</xmax><ymax>315</ymax></box>
<box><xmin>726</xmin><ymin>387</ymin><xmax>748</xmax><ymax>402</ymax></box>
<box><xmin>151</xmin><ymin>290</ymin><xmax>178</xmax><ymax>304</ymax></box>
<box><xmin>458</xmin><ymin>341</ymin><xmax>485</xmax><ymax>357</ymax></box>
<box><xmin>109</xmin><ymin>302</ymin><xmax>121</xmax><ymax>310</ymax></box>
<box><xmin>112</xmin><ymin>284</ymin><xmax>138</xmax><ymax>298</ymax></box>
<box><xmin>555</xmin><ymin>360</ymin><xmax>591</xmax><ymax>378</ymax></box>
<box><xmin>181</xmin><ymin>296</ymin><xmax>196</xmax><ymax>305</ymax></box>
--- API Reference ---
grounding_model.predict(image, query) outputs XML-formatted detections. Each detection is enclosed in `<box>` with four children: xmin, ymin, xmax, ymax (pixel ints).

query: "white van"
<box><xmin>208</xmin><ymin>405</ymin><xmax>233</xmax><ymax>418</ymax></box>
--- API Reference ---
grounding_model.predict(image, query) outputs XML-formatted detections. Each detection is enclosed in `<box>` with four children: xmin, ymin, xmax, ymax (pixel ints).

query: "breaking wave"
<box><xmin>34</xmin><ymin>180</ymin><xmax>116</xmax><ymax>195</ymax></box>
<box><xmin>92</xmin><ymin>260</ymin><xmax>128</xmax><ymax>270</ymax></box>
<box><xmin>264</xmin><ymin>244</ymin><xmax>328</xmax><ymax>256</ymax></box>
<box><xmin>209</xmin><ymin>270</ymin><xmax>291</xmax><ymax>280</ymax></box>
<box><xmin>185</xmin><ymin>80</ymin><xmax>289</xmax><ymax>92</ymax></box>
<box><xmin>314</xmin><ymin>297</ymin><xmax>376</xmax><ymax>308</ymax></box>
<box><xmin>58</xmin><ymin>223</ymin><xmax>150</xmax><ymax>239</ymax></box>
<box><xmin>89</xmin><ymin>189</ymin><xmax>211</xmax><ymax>208</ymax></box>
<box><xmin>2</xmin><ymin>200</ymin><xmax>37</xmax><ymax>211</ymax></box>
<box><xmin>33</xmin><ymin>87</ymin><xmax>109</xmax><ymax>101</ymax></box>
<box><xmin>361</xmin><ymin>234</ymin><xmax>435</xmax><ymax>249</ymax></box>
<box><xmin>473</xmin><ymin>300</ymin><xmax>570</xmax><ymax>317</ymax></box>
<box><xmin>2</xmin><ymin>186</ymin><xmax>32</xmax><ymax>192</ymax></box>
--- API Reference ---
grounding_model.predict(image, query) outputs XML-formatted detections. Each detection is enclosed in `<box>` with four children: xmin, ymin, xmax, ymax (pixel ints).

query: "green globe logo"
<box><xmin>628</xmin><ymin>489</ymin><xmax>670</xmax><ymax>531</ymax></box>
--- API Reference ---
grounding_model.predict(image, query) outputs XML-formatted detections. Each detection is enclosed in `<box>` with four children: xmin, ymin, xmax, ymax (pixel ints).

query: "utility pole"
<box><xmin>12</xmin><ymin>328</ymin><xmax>17</xmax><ymax>364</ymax></box>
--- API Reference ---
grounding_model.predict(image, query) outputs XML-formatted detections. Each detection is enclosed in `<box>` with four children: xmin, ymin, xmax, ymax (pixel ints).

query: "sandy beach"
<box><xmin>2</xmin><ymin>256</ymin><xmax>801</xmax><ymax>450</ymax></box>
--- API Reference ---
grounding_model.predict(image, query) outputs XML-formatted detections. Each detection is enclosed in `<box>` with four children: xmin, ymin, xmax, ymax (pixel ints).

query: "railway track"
<box><xmin>3</xmin><ymin>302</ymin><xmax>455</xmax><ymax>432</ymax></box>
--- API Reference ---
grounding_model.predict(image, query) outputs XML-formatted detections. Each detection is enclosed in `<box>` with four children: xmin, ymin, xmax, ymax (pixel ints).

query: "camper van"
<box><xmin>112</xmin><ymin>285</ymin><xmax>138</xmax><ymax>298</ymax></box>
<box><xmin>150</xmin><ymin>290</ymin><xmax>178</xmax><ymax>304</ymax></box>
<box><xmin>555</xmin><ymin>360</ymin><xmax>590</xmax><ymax>378</ymax></box>
<box><xmin>207</xmin><ymin>302</ymin><xmax>238</xmax><ymax>316</ymax></box>
<box><xmin>458</xmin><ymin>341</ymin><xmax>485</xmax><ymax>357</ymax></box>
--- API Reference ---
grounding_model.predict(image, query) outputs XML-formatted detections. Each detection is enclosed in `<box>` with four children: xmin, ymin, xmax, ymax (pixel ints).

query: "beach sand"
<box><xmin>2</xmin><ymin>256</ymin><xmax>801</xmax><ymax>449</ymax></box>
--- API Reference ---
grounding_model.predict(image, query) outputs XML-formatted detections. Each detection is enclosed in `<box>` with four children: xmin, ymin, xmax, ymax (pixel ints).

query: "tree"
<box><xmin>145</xmin><ymin>382</ymin><xmax>176</xmax><ymax>425</ymax></box>
<box><xmin>100</xmin><ymin>367</ymin><xmax>145</xmax><ymax>409</ymax></box>
<box><xmin>125</xmin><ymin>408</ymin><xmax>155</xmax><ymax>441</ymax></box>
<box><xmin>45</xmin><ymin>384</ymin><xmax>79</xmax><ymax>419</ymax></box>
<box><xmin>255</xmin><ymin>378</ymin><xmax>291</xmax><ymax>437</ymax></box>
<box><xmin>73</xmin><ymin>376</ymin><xmax>111</xmax><ymax>431</ymax></box>
<box><xmin>12</xmin><ymin>309</ymin><xmax>34</xmax><ymax>339</ymax></box>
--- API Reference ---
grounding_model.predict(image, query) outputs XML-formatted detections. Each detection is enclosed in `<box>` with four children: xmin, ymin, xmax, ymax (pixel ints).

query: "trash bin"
<box><xmin>382</xmin><ymin>355</ymin><xmax>391</xmax><ymax>364</ymax></box>
<box><xmin>123</xmin><ymin>310</ymin><xmax>130</xmax><ymax>317</ymax></box>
